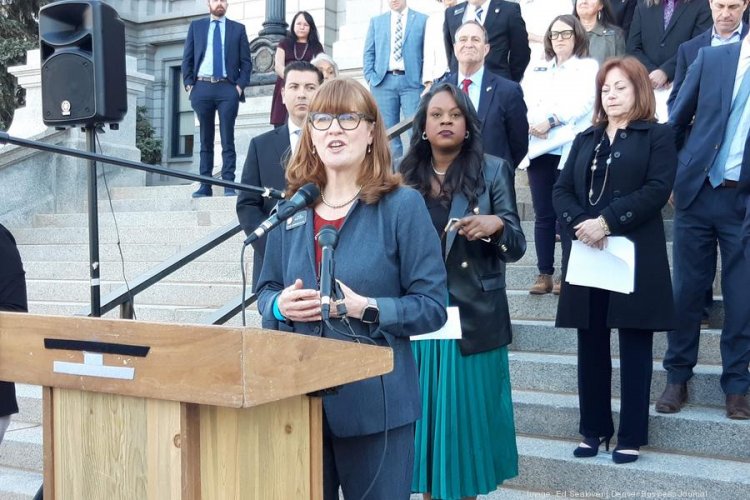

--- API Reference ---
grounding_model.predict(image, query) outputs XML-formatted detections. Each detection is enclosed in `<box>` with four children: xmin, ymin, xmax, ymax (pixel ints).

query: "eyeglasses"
<box><xmin>548</xmin><ymin>30</ymin><xmax>575</xmax><ymax>40</ymax></box>
<box><xmin>308</xmin><ymin>112</ymin><xmax>373</xmax><ymax>131</ymax></box>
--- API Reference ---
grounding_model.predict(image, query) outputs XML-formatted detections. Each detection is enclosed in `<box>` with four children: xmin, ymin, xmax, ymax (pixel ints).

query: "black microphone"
<box><xmin>317</xmin><ymin>225</ymin><xmax>339</xmax><ymax>321</ymax></box>
<box><xmin>244</xmin><ymin>183</ymin><xmax>320</xmax><ymax>246</ymax></box>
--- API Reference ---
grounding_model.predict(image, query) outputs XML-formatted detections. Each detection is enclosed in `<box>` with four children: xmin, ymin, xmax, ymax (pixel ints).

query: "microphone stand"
<box><xmin>0</xmin><ymin>130</ymin><xmax>285</xmax><ymax>317</ymax></box>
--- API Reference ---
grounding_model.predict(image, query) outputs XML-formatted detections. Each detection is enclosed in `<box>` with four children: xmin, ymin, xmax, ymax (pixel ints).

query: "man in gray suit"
<box><xmin>363</xmin><ymin>0</ymin><xmax>428</xmax><ymax>158</ymax></box>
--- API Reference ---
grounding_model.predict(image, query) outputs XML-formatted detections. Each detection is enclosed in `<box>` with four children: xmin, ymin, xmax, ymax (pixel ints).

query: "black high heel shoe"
<box><xmin>573</xmin><ymin>436</ymin><xmax>611</xmax><ymax>458</ymax></box>
<box><xmin>612</xmin><ymin>446</ymin><xmax>640</xmax><ymax>464</ymax></box>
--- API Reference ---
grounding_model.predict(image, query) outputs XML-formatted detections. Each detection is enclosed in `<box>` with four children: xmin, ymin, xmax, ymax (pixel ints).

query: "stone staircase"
<box><xmin>1</xmin><ymin>175</ymin><xmax>749</xmax><ymax>499</ymax></box>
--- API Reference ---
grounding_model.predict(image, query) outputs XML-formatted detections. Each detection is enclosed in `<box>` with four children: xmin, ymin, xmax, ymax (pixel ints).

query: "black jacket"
<box><xmin>444</xmin><ymin>0</ymin><xmax>530</xmax><ymax>82</ymax></box>
<box><xmin>236</xmin><ymin>124</ymin><xmax>291</xmax><ymax>286</ymax></box>
<box><xmin>553</xmin><ymin>122</ymin><xmax>676</xmax><ymax>331</ymax></box>
<box><xmin>445</xmin><ymin>155</ymin><xmax>526</xmax><ymax>354</ymax></box>
<box><xmin>0</xmin><ymin>223</ymin><xmax>26</xmax><ymax>417</ymax></box>
<box><xmin>627</xmin><ymin>0</ymin><xmax>712</xmax><ymax>81</ymax></box>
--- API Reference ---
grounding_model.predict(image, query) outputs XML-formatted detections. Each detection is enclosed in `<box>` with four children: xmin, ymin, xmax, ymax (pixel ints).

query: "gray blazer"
<box><xmin>256</xmin><ymin>186</ymin><xmax>448</xmax><ymax>438</ymax></box>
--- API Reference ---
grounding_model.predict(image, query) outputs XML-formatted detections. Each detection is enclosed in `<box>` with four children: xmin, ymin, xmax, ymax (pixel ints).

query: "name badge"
<box><xmin>533</xmin><ymin>66</ymin><xmax>548</xmax><ymax>72</ymax></box>
<box><xmin>286</xmin><ymin>211</ymin><xmax>307</xmax><ymax>230</ymax></box>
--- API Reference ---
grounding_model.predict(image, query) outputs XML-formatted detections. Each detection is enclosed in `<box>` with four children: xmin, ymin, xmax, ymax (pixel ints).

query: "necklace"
<box><xmin>293</xmin><ymin>42</ymin><xmax>309</xmax><ymax>61</ymax></box>
<box><xmin>588</xmin><ymin>133</ymin><xmax>612</xmax><ymax>206</ymax></box>
<box><xmin>321</xmin><ymin>186</ymin><xmax>362</xmax><ymax>209</ymax></box>
<box><xmin>431</xmin><ymin>160</ymin><xmax>448</xmax><ymax>177</ymax></box>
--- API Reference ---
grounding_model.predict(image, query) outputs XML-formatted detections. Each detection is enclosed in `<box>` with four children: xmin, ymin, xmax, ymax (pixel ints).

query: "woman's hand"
<box><xmin>529</xmin><ymin>120</ymin><xmax>551</xmax><ymax>139</ymax></box>
<box><xmin>455</xmin><ymin>215</ymin><xmax>504</xmax><ymax>241</ymax></box>
<box><xmin>276</xmin><ymin>279</ymin><xmax>321</xmax><ymax>322</ymax></box>
<box><xmin>330</xmin><ymin>281</ymin><xmax>369</xmax><ymax>321</ymax></box>
<box><xmin>574</xmin><ymin>218</ymin><xmax>607</xmax><ymax>249</ymax></box>
<box><xmin>649</xmin><ymin>69</ymin><xmax>669</xmax><ymax>89</ymax></box>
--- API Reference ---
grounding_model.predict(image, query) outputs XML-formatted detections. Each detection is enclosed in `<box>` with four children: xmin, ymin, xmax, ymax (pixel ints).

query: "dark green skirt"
<box><xmin>411</xmin><ymin>340</ymin><xmax>518</xmax><ymax>499</ymax></box>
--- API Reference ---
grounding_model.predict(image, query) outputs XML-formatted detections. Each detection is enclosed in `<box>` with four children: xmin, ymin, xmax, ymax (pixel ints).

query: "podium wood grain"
<box><xmin>0</xmin><ymin>312</ymin><xmax>390</xmax><ymax>499</ymax></box>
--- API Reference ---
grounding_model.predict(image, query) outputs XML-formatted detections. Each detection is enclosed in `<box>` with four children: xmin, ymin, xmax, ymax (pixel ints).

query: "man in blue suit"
<box><xmin>443</xmin><ymin>20</ymin><xmax>528</xmax><ymax>168</ymax></box>
<box><xmin>668</xmin><ymin>0</ymin><xmax>749</xmax><ymax>111</ymax></box>
<box><xmin>363</xmin><ymin>0</ymin><xmax>427</xmax><ymax>158</ymax></box>
<box><xmin>182</xmin><ymin>0</ymin><xmax>252</xmax><ymax>198</ymax></box>
<box><xmin>659</xmin><ymin>38</ymin><xmax>750</xmax><ymax>420</ymax></box>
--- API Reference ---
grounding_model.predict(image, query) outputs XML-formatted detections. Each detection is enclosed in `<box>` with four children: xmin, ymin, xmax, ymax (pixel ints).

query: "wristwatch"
<box><xmin>360</xmin><ymin>298</ymin><xmax>380</xmax><ymax>324</ymax></box>
<box><xmin>547</xmin><ymin>116</ymin><xmax>557</xmax><ymax>128</ymax></box>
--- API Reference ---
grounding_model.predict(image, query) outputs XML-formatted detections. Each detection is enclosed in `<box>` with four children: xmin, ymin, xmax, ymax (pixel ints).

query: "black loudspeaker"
<box><xmin>39</xmin><ymin>0</ymin><xmax>127</xmax><ymax>126</ymax></box>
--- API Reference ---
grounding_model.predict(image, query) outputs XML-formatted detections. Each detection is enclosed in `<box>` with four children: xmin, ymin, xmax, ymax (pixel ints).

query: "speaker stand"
<box><xmin>85</xmin><ymin>125</ymin><xmax>101</xmax><ymax>317</ymax></box>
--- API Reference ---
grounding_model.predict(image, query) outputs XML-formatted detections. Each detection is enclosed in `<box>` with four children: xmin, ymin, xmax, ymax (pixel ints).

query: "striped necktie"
<box><xmin>394</xmin><ymin>13</ymin><xmax>403</xmax><ymax>62</ymax></box>
<box><xmin>664</xmin><ymin>0</ymin><xmax>675</xmax><ymax>29</ymax></box>
<box><xmin>475</xmin><ymin>6</ymin><xmax>484</xmax><ymax>22</ymax></box>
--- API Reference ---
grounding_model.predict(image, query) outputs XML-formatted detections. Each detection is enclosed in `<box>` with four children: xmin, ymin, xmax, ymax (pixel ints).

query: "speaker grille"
<box><xmin>41</xmin><ymin>53</ymin><xmax>96</xmax><ymax>124</ymax></box>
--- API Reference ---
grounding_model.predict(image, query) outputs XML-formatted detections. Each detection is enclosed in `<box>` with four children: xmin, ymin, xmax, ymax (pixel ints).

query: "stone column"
<box><xmin>249</xmin><ymin>0</ymin><xmax>287</xmax><ymax>85</ymax></box>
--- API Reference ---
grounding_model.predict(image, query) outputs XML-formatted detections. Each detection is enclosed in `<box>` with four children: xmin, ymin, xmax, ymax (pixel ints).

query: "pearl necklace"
<box><xmin>321</xmin><ymin>186</ymin><xmax>362</xmax><ymax>209</ymax></box>
<box><xmin>431</xmin><ymin>160</ymin><xmax>448</xmax><ymax>176</ymax></box>
<box><xmin>588</xmin><ymin>133</ymin><xmax>612</xmax><ymax>206</ymax></box>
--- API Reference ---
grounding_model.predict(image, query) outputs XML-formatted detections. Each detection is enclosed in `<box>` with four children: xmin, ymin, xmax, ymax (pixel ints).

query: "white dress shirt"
<box><xmin>458</xmin><ymin>65</ymin><xmax>485</xmax><ymax>112</ymax></box>
<box><xmin>423</xmin><ymin>10</ymin><xmax>450</xmax><ymax>82</ymax></box>
<box><xmin>288</xmin><ymin>120</ymin><xmax>302</xmax><ymax>153</ymax></box>
<box><xmin>722</xmin><ymin>37</ymin><xmax>750</xmax><ymax>181</ymax></box>
<box><xmin>389</xmin><ymin>8</ymin><xmax>409</xmax><ymax>72</ymax></box>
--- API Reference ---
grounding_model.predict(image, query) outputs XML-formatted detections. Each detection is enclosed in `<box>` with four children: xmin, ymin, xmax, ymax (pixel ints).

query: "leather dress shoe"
<box><xmin>726</xmin><ymin>394</ymin><xmax>750</xmax><ymax>420</ymax></box>
<box><xmin>224</xmin><ymin>187</ymin><xmax>237</xmax><ymax>197</ymax></box>
<box><xmin>655</xmin><ymin>382</ymin><xmax>687</xmax><ymax>413</ymax></box>
<box><xmin>192</xmin><ymin>185</ymin><xmax>212</xmax><ymax>198</ymax></box>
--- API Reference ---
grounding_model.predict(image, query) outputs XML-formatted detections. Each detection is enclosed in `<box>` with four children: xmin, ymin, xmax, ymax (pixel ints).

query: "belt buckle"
<box><xmin>210</xmin><ymin>77</ymin><xmax>220</xmax><ymax>83</ymax></box>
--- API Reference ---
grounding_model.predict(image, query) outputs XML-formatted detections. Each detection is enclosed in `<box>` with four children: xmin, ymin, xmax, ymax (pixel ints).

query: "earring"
<box><xmin>422</xmin><ymin>132</ymin><xmax>428</xmax><ymax>140</ymax></box>
<box><xmin>312</xmin><ymin>147</ymin><xmax>317</xmax><ymax>156</ymax></box>
<box><xmin>465</xmin><ymin>131</ymin><xmax>470</xmax><ymax>139</ymax></box>
<box><xmin>367</xmin><ymin>144</ymin><xmax>372</xmax><ymax>154</ymax></box>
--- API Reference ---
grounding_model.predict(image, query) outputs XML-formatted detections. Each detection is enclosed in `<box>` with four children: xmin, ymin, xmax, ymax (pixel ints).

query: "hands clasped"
<box><xmin>276</xmin><ymin>278</ymin><xmax>369</xmax><ymax>322</ymax></box>
<box><xmin>574</xmin><ymin>218</ymin><xmax>608</xmax><ymax>250</ymax></box>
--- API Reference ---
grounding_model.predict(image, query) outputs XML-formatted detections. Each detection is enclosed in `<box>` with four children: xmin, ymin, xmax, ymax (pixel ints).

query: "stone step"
<box><xmin>108</xmin><ymin>183</ymin><xmax>199</xmax><ymax>200</ymax></box>
<box><xmin>91</xmin><ymin>195</ymin><xmax>238</xmax><ymax>213</ymax></box>
<box><xmin>17</xmin><ymin>235</ymin><xmax>245</xmax><ymax>262</ymax></box>
<box><xmin>507</xmin><ymin>435</ymin><xmax>750</xmax><ymax>499</ymax></box>
<box><xmin>509</xmin><ymin>351</ymin><xmax>725</xmax><ymax>407</ymax></box>
<box><xmin>510</xmin><ymin>320</ymin><xmax>723</xmax><ymax>365</ymax></box>
<box><xmin>23</xmin><ymin>260</ymin><xmax>249</xmax><ymax>284</ymax></box>
<box><xmin>27</xmin><ymin>301</ymin><xmax>262</xmax><ymax>327</ymax></box>
<box><xmin>15</xmin><ymin>384</ymin><xmax>42</xmax><ymax>426</ymax></box>
<box><xmin>0</xmin><ymin>466</ymin><xmax>41</xmax><ymax>500</ymax></box>
<box><xmin>513</xmin><ymin>390</ymin><xmax>749</xmax><ymax>461</ymax></box>
<box><xmin>0</xmin><ymin>422</ymin><xmax>42</xmax><ymax>471</ymax></box>
<box><xmin>32</xmin><ymin>209</ymin><xmax>238</xmax><ymax>228</ymax></box>
<box><xmin>11</xmin><ymin>225</ymin><xmax>226</xmax><ymax>245</ymax></box>
<box><xmin>505</xmin><ymin>291</ymin><xmax>725</xmax><ymax>327</ymax></box>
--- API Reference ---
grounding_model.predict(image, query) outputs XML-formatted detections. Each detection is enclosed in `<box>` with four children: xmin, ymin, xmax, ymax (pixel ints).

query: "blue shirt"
<box><xmin>723</xmin><ymin>39</ymin><xmax>750</xmax><ymax>181</ymax></box>
<box><xmin>198</xmin><ymin>16</ymin><xmax>226</xmax><ymax>78</ymax></box>
<box><xmin>711</xmin><ymin>22</ymin><xmax>743</xmax><ymax>46</ymax></box>
<box><xmin>458</xmin><ymin>65</ymin><xmax>485</xmax><ymax>112</ymax></box>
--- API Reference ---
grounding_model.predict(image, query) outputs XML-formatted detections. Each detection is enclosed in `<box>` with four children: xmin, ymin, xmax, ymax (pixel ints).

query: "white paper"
<box><xmin>411</xmin><ymin>307</ymin><xmax>462</xmax><ymax>341</ymax></box>
<box><xmin>566</xmin><ymin>237</ymin><xmax>635</xmax><ymax>294</ymax></box>
<box><xmin>654</xmin><ymin>86</ymin><xmax>671</xmax><ymax>124</ymax></box>
<box><xmin>527</xmin><ymin>124</ymin><xmax>577</xmax><ymax>160</ymax></box>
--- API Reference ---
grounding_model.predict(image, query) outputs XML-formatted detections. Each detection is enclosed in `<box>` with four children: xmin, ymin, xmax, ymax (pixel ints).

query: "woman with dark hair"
<box><xmin>270</xmin><ymin>11</ymin><xmax>325</xmax><ymax>126</ymax></box>
<box><xmin>256</xmin><ymin>78</ymin><xmax>447</xmax><ymax>499</ymax></box>
<box><xmin>401</xmin><ymin>82</ymin><xmax>525</xmax><ymax>500</ymax></box>
<box><xmin>574</xmin><ymin>0</ymin><xmax>627</xmax><ymax>64</ymax></box>
<box><xmin>553</xmin><ymin>56</ymin><xmax>676</xmax><ymax>464</ymax></box>
<box><xmin>627</xmin><ymin>0</ymin><xmax>711</xmax><ymax>89</ymax></box>
<box><xmin>522</xmin><ymin>14</ymin><xmax>598</xmax><ymax>295</ymax></box>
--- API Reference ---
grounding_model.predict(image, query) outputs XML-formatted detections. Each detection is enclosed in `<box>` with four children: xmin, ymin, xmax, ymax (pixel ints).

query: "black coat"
<box><xmin>627</xmin><ymin>0</ymin><xmax>711</xmax><ymax>81</ymax></box>
<box><xmin>235</xmin><ymin>124</ymin><xmax>291</xmax><ymax>286</ymax></box>
<box><xmin>610</xmin><ymin>0</ymin><xmax>638</xmax><ymax>36</ymax></box>
<box><xmin>553</xmin><ymin>122</ymin><xmax>676</xmax><ymax>331</ymax></box>
<box><xmin>445</xmin><ymin>155</ymin><xmax>526</xmax><ymax>354</ymax></box>
<box><xmin>0</xmin><ymin>223</ymin><xmax>26</xmax><ymax>417</ymax></box>
<box><xmin>444</xmin><ymin>0</ymin><xmax>531</xmax><ymax>82</ymax></box>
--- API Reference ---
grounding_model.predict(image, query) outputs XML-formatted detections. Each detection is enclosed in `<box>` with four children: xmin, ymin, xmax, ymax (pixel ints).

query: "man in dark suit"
<box><xmin>363</xmin><ymin>0</ymin><xmax>428</xmax><ymax>158</ymax></box>
<box><xmin>443</xmin><ymin>20</ymin><xmax>528</xmax><ymax>167</ymax></box>
<box><xmin>627</xmin><ymin>0</ymin><xmax>712</xmax><ymax>89</ymax></box>
<box><xmin>444</xmin><ymin>0</ymin><xmax>530</xmax><ymax>83</ymax></box>
<box><xmin>659</xmin><ymin>38</ymin><xmax>750</xmax><ymax>420</ymax></box>
<box><xmin>182</xmin><ymin>0</ymin><xmax>252</xmax><ymax>198</ymax></box>
<box><xmin>669</xmin><ymin>0</ymin><xmax>749</xmax><ymax>110</ymax></box>
<box><xmin>236</xmin><ymin>61</ymin><xmax>323</xmax><ymax>288</ymax></box>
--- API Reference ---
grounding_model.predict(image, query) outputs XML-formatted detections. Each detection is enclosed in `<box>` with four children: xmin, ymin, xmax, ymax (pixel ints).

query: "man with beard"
<box><xmin>182</xmin><ymin>0</ymin><xmax>252</xmax><ymax>197</ymax></box>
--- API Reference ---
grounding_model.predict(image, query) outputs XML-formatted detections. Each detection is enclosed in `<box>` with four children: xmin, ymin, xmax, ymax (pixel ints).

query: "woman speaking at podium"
<box><xmin>256</xmin><ymin>78</ymin><xmax>448</xmax><ymax>500</ymax></box>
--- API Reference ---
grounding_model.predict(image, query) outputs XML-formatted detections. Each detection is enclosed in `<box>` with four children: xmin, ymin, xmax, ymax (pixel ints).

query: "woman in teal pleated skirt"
<box><xmin>400</xmin><ymin>82</ymin><xmax>527</xmax><ymax>500</ymax></box>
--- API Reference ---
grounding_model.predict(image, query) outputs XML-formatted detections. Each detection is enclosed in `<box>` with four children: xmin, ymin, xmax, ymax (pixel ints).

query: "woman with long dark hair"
<box><xmin>401</xmin><ymin>82</ymin><xmax>525</xmax><ymax>500</ymax></box>
<box><xmin>270</xmin><ymin>11</ymin><xmax>324</xmax><ymax>126</ymax></box>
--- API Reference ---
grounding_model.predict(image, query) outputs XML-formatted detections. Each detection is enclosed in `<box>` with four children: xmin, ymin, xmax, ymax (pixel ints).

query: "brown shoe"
<box><xmin>655</xmin><ymin>383</ymin><xmax>688</xmax><ymax>413</ymax></box>
<box><xmin>552</xmin><ymin>278</ymin><xmax>561</xmax><ymax>295</ymax></box>
<box><xmin>726</xmin><ymin>394</ymin><xmax>750</xmax><ymax>420</ymax></box>
<box><xmin>529</xmin><ymin>274</ymin><xmax>553</xmax><ymax>295</ymax></box>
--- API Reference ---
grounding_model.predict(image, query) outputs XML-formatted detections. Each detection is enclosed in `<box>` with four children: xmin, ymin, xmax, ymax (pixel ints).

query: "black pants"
<box><xmin>577</xmin><ymin>288</ymin><xmax>654</xmax><ymax>448</ymax></box>
<box><xmin>527</xmin><ymin>154</ymin><xmax>561</xmax><ymax>275</ymax></box>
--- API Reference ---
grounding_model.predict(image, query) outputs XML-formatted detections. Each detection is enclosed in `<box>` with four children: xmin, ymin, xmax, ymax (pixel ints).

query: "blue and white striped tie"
<box><xmin>394</xmin><ymin>14</ymin><xmax>403</xmax><ymax>62</ymax></box>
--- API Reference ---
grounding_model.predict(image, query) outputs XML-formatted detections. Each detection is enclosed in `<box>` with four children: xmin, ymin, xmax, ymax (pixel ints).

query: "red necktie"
<box><xmin>461</xmin><ymin>78</ymin><xmax>472</xmax><ymax>94</ymax></box>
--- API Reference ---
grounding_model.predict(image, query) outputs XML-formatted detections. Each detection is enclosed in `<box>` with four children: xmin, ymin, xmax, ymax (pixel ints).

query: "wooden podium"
<box><xmin>0</xmin><ymin>312</ymin><xmax>393</xmax><ymax>500</ymax></box>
